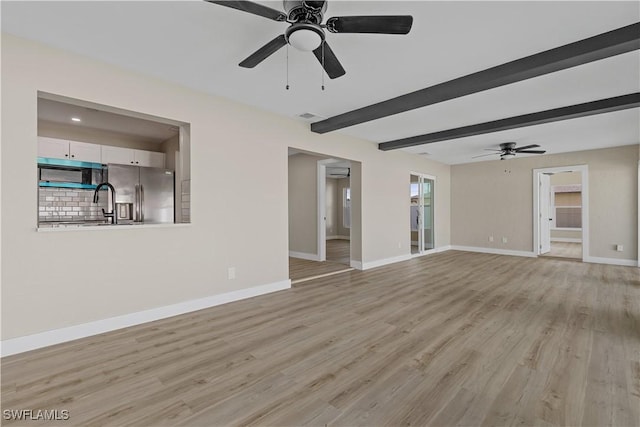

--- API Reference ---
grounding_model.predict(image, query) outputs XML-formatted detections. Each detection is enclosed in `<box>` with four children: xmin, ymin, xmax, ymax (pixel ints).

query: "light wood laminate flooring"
<box><xmin>2</xmin><ymin>251</ymin><xmax>639</xmax><ymax>426</ymax></box>
<box><xmin>290</xmin><ymin>240</ymin><xmax>352</xmax><ymax>283</ymax></box>
<box><xmin>289</xmin><ymin>257</ymin><xmax>353</xmax><ymax>283</ymax></box>
<box><xmin>326</xmin><ymin>239</ymin><xmax>350</xmax><ymax>265</ymax></box>
<box><xmin>542</xmin><ymin>242</ymin><xmax>583</xmax><ymax>260</ymax></box>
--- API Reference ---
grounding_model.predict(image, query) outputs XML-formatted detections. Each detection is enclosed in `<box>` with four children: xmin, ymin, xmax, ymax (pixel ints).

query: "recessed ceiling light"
<box><xmin>71</xmin><ymin>117</ymin><xmax>81</xmax><ymax>122</ymax></box>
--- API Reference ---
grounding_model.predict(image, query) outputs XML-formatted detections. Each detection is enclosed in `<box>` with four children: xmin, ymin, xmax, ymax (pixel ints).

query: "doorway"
<box><xmin>533</xmin><ymin>165</ymin><xmax>588</xmax><ymax>261</ymax></box>
<box><xmin>325</xmin><ymin>163</ymin><xmax>351</xmax><ymax>265</ymax></box>
<box><xmin>410</xmin><ymin>173</ymin><xmax>435</xmax><ymax>256</ymax></box>
<box><xmin>288</xmin><ymin>149</ymin><xmax>360</xmax><ymax>283</ymax></box>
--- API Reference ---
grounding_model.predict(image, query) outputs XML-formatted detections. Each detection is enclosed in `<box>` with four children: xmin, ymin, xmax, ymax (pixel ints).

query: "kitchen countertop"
<box><xmin>38</xmin><ymin>220</ymin><xmax>110</xmax><ymax>228</ymax></box>
<box><xmin>37</xmin><ymin>222</ymin><xmax>190</xmax><ymax>231</ymax></box>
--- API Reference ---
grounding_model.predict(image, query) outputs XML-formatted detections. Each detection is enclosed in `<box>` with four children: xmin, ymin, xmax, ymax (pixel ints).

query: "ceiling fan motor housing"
<box><xmin>283</xmin><ymin>0</ymin><xmax>327</xmax><ymax>24</ymax></box>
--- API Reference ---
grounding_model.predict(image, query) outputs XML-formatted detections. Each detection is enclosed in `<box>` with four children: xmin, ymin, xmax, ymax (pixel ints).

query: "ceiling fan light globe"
<box><xmin>501</xmin><ymin>153</ymin><xmax>516</xmax><ymax>160</ymax></box>
<box><xmin>288</xmin><ymin>28</ymin><xmax>322</xmax><ymax>51</ymax></box>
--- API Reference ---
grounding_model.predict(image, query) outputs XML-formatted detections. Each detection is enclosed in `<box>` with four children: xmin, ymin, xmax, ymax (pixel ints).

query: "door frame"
<box><xmin>410</xmin><ymin>172</ymin><xmax>437</xmax><ymax>257</ymax></box>
<box><xmin>532</xmin><ymin>165</ymin><xmax>589</xmax><ymax>261</ymax></box>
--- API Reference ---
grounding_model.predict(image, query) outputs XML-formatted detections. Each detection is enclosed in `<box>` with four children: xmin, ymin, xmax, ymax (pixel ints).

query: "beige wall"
<box><xmin>38</xmin><ymin>119</ymin><xmax>164</xmax><ymax>152</ymax></box>
<box><xmin>326</xmin><ymin>178</ymin><xmax>337</xmax><ymax>237</ymax></box>
<box><xmin>161</xmin><ymin>133</ymin><xmax>180</xmax><ymax>171</ymax></box>
<box><xmin>288</xmin><ymin>153</ymin><xmax>324</xmax><ymax>255</ymax></box>
<box><xmin>551</xmin><ymin>229</ymin><xmax>582</xmax><ymax>240</ymax></box>
<box><xmin>451</xmin><ymin>145</ymin><xmax>638</xmax><ymax>260</ymax></box>
<box><xmin>2</xmin><ymin>34</ymin><xmax>449</xmax><ymax>339</ymax></box>
<box><xmin>550</xmin><ymin>171</ymin><xmax>581</xmax><ymax>186</ymax></box>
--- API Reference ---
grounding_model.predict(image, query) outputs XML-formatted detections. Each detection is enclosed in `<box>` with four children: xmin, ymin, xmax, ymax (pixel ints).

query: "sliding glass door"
<box><xmin>410</xmin><ymin>174</ymin><xmax>435</xmax><ymax>255</ymax></box>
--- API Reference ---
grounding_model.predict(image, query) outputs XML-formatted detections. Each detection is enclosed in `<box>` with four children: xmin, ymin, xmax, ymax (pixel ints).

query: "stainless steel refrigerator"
<box><xmin>107</xmin><ymin>164</ymin><xmax>174</xmax><ymax>224</ymax></box>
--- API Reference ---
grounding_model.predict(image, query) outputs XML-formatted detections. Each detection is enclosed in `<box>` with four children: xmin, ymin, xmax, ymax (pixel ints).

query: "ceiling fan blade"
<box><xmin>514</xmin><ymin>144</ymin><xmax>540</xmax><ymax>151</ymax></box>
<box><xmin>517</xmin><ymin>150</ymin><xmax>546</xmax><ymax>154</ymax></box>
<box><xmin>313</xmin><ymin>41</ymin><xmax>346</xmax><ymax>79</ymax></box>
<box><xmin>472</xmin><ymin>153</ymin><xmax>499</xmax><ymax>159</ymax></box>
<box><xmin>484</xmin><ymin>148</ymin><xmax>503</xmax><ymax>152</ymax></box>
<box><xmin>205</xmin><ymin>1</ymin><xmax>287</xmax><ymax>22</ymax></box>
<box><xmin>326</xmin><ymin>16</ymin><xmax>413</xmax><ymax>34</ymax></box>
<box><xmin>239</xmin><ymin>35</ymin><xmax>287</xmax><ymax>68</ymax></box>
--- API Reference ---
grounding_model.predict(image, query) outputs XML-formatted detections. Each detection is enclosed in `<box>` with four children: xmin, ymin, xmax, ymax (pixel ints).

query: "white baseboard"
<box><xmin>359</xmin><ymin>246</ymin><xmax>452</xmax><ymax>270</ymax></box>
<box><xmin>362</xmin><ymin>254</ymin><xmax>412</xmax><ymax>270</ymax></box>
<box><xmin>1</xmin><ymin>279</ymin><xmax>291</xmax><ymax>357</ymax></box>
<box><xmin>450</xmin><ymin>245</ymin><xmax>536</xmax><ymax>258</ymax></box>
<box><xmin>350</xmin><ymin>260</ymin><xmax>363</xmax><ymax>270</ymax></box>
<box><xmin>410</xmin><ymin>245</ymin><xmax>450</xmax><ymax>258</ymax></box>
<box><xmin>551</xmin><ymin>238</ymin><xmax>582</xmax><ymax>243</ymax></box>
<box><xmin>289</xmin><ymin>251</ymin><xmax>320</xmax><ymax>261</ymax></box>
<box><xmin>327</xmin><ymin>235</ymin><xmax>350</xmax><ymax>240</ymax></box>
<box><xmin>584</xmin><ymin>256</ymin><xmax>638</xmax><ymax>267</ymax></box>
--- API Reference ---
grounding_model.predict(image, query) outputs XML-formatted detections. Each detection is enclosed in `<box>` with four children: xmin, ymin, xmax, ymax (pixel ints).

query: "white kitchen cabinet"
<box><xmin>135</xmin><ymin>150</ymin><xmax>165</xmax><ymax>168</ymax></box>
<box><xmin>101</xmin><ymin>146</ymin><xmax>132</xmax><ymax>165</ymax></box>
<box><xmin>70</xmin><ymin>141</ymin><xmax>102</xmax><ymax>163</ymax></box>
<box><xmin>38</xmin><ymin>137</ymin><xmax>102</xmax><ymax>163</ymax></box>
<box><xmin>101</xmin><ymin>145</ymin><xmax>165</xmax><ymax>168</ymax></box>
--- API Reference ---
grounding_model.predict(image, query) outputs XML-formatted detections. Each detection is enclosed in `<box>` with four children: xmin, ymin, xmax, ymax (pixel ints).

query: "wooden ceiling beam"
<box><xmin>378</xmin><ymin>93</ymin><xmax>640</xmax><ymax>150</ymax></box>
<box><xmin>311</xmin><ymin>22</ymin><xmax>640</xmax><ymax>134</ymax></box>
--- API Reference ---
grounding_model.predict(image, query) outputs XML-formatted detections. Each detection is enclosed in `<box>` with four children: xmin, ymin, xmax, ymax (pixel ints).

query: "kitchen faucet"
<box><xmin>93</xmin><ymin>182</ymin><xmax>117</xmax><ymax>224</ymax></box>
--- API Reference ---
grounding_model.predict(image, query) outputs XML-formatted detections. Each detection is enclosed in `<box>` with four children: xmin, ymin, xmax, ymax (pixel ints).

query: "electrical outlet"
<box><xmin>502</xmin><ymin>237</ymin><xmax>508</xmax><ymax>244</ymax></box>
<box><xmin>616</xmin><ymin>244</ymin><xmax>624</xmax><ymax>252</ymax></box>
<box><xmin>228</xmin><ymin>267</ymin><xmax>236</xmax><ymax>280</ymax></box>
<box><xmin>488</xmin><ymin>236</ymin><xmax>494</xmax><ymax>242</ymax></box>
<box><xmin>398</xmin><ymin>242</ymin><xmax>402</xmax><ymax>249</ymax></box>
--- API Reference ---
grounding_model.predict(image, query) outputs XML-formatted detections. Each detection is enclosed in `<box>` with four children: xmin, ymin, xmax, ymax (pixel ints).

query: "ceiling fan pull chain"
<box><xmin>321</xmin><ymin>41</ymin><xmax>325</xmax><ymax>91</ymax></box>
<box><xmin>286</xmin><ymin>45</ymin><xmax>290</xmax><ymax>90</ymax></box>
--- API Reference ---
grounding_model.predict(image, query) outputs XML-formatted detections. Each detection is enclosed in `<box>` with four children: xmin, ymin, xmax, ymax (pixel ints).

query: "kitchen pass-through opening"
<box><xmin>36</xmin><ymin>92</ymin><xmax>191</xmax><ymax>228</ymax></box>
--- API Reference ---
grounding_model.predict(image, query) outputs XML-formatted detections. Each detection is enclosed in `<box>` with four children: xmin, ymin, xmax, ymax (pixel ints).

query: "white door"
<box><xmin>410</xmin><ymin>174</ymin><xmax>435</xmax><ymax>255</ymax></box>
<box><xmin>539</xmin><ymin>173</ymin><xmax>551</xmax><ymax>254</ymax></box>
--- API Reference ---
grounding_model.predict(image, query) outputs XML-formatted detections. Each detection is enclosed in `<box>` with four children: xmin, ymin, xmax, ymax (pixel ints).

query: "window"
<box><xmin>343</xmin><ymin>188</ymin><xmax>351</xmax><ymax>228</ymax></box>
<box><xmin>552</xmin><ymin>185</ymin><xmax>581</xmax><ymax>229</ymax></box>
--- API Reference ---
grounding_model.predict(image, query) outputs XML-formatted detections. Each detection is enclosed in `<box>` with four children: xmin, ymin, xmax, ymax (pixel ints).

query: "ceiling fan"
<box><xmin>473</xmin><ymin>142</ymin><xmax>546</xmax><ymax>160</ymax></box>
<box><xmin>328</xmin><ymin>167</ymin><xmax>350</xmax><ymax>178</ymax></box>
<box><xmin>205</xmin><ymin>0</ymin><xmax>413</xmax><ymax>79</ymax></box>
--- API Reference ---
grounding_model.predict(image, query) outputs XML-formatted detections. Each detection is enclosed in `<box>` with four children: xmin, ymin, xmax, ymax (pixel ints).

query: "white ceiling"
<box><xmin>3</xmin><ymin>1</ymin><xmax>639</xmax><ymax>164</ymax></box>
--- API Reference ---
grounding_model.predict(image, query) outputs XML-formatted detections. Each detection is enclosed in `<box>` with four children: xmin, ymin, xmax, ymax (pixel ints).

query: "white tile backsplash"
<box><xmin>38</xmin><ymin>187</ymin><xmax>107</xmax><ymax>223</ymax></box>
